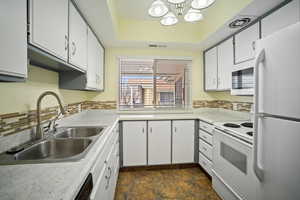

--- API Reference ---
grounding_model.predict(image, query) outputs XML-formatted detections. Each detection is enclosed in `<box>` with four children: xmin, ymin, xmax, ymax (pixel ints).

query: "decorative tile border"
<box><xmin>0</xmin><ymin>101</ymin><xmax>117</xmax><ymax>137</ymax></box>
<box><xmin>0</xmin><ymin>100</ymin><xmax>250</xmax><ymax>137</ymax></box>
<box><xmin>193</xmin><ymin>100</ymin><xmax>253</xmax><ymax>112</ymax></box>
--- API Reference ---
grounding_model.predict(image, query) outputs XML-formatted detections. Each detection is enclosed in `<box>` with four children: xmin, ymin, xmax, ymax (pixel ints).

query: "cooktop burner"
<box><xmin>223</xmin><ymin>123</ymin><xmax>241</xmax><ymax>128</ymax></box>
<box><xmin>246</xmin><ymin>131</ymin><xmax>253</xmax><ymax>136</ymax></box>
<box><xmin>241</xmin><ymin>122</ymin><xmax>253</xmax><ymax>128</ymax></box>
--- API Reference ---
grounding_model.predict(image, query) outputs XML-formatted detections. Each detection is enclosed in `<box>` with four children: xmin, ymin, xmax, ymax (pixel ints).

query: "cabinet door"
<box><xmin>0</xmin><ymin>0</ymin><xmax>27</xmax><ymax>78</ymax></box>
<box><xmin>69</xmin><ymin>3</ymin><xmax>87</xmax><ymax>71</ymax></box>
<box><xmin>123</xmin><ymin>121</ymin><xmax>147</xmax><ymax>166</ymax></box>
<box><xmin>95</xmin><ymin>41</ymin><xmax>104</xmax><ymax>90</ymax></box>
<box><xmin>262</xmin><ymin>0</ymin><xmax>300</xmax><ymax>37</ymax></box>
<box><xmin>87</xmin><ymin>28</ymin><xmax>98</xmax><ymax>89</ymax></box>
<box><xmin>148</xmin><ymin>121</ymin><xmax>171</xmax><ymax>165</ymax></box>
<box><xmin>204</xmin><ymin>47</ymin><xmax>218</xmax><ymax>90</ymax></box>
<box><xmin>217</xmin><ymin>38</ymin><xmax>233</xmax><ymax>90</ymax></box>
<box><xmin>172</xmin><ymin>120</ymin><xmax>195</xmax><ymax>164</ymax></box>
<box><xmin>30</xmin><ymin>0</ymin><xmax>68</xmax><ymax>61</ymax></box>
<box><xmin>90</xmin><ymin>163</ymin><xmax>109</xmax><ymax>200</ymax></box>
<box><xmin>234</xmin><ymin>23</ymin><xmax>260</xmax><ymax>63</ymax></box>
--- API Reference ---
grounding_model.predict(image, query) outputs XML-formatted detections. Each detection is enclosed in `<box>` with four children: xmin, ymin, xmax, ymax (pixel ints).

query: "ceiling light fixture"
<box><xmin>191</xmin><ymin>0</ymin><xmax>215</xmax><ymax>10</ymax></box>
<box><xmin>148</xmin><ymin>0</ymin><xmax>216</xmax><ymax>26</ymax></box>
<box><xmin>148</xmin><ymin>0</ymin><xmax>169</xmax><ymax>17</ymax></box>
<box><xmin>161</xmin><ymin>12</ymin><xmax>178</xmax><ymax>26</ymax></box>
<box><xmin>184</xmin><ymin>8</ymin><xmax>203</xmax><ymax>22</ymax></box>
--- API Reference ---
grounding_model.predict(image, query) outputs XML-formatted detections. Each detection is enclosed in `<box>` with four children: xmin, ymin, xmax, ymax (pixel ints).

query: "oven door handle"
<box><xmin>253</xmin><ymin>48</ymin><xmax>265</xmax><ymax>182</ymax></box>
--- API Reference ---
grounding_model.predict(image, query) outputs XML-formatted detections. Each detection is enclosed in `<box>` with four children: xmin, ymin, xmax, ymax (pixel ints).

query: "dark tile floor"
<box><xmin>115</xmin><ymin>166</ymin><xmax>221</xmax><ymax>200</ymax></box>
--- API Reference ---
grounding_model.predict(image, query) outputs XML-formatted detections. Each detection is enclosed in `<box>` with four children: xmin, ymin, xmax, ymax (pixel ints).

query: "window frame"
<box><xmin>117</xmin><ymin>56</ymin><xmax>193</xmax><ymax>111</ymax></box>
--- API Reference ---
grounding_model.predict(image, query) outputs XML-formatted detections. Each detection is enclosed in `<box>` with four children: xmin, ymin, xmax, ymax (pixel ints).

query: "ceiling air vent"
<box><xmin>229</xmin><ymin>16</ymin><xmax>253</xmax><ymax>29</ymax></box>
<box><xmin>148</xmin><ymin>44</ymin><xmax>167</xmax><ymax>48</ymax></box>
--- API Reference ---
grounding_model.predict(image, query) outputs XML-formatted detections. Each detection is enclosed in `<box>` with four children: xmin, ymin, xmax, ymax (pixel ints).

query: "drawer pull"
<box><xmin>203</xmin><ymin>135</ymin><xmax>207</xmax><ymax>139</ymax></box>
<box><xmin>203</xmin><ymin>147</ymin><xmax>207</xmax><ymax>151</ymax></box>
<box><xmin>202</xmin><ymin>161</ymin><xmax>207</xmax><ymax>166</ymax></box>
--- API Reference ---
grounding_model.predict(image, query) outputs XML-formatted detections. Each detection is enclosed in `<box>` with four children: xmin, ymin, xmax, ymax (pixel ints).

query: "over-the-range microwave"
<box><xmin>231</xmin><ymin>59</ymin><xmax>254</xmax><ymax>96</ymax></box>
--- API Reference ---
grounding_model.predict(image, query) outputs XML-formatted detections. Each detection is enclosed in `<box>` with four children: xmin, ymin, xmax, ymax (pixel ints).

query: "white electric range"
<box><xmin>212</xmin><ymin>121</ymin><xmax>258</xmax><ymax>200</ymax></box>
<box><xmin>214</xmin><ymin>121</ymin><xmax>253</xmax><ymax>144</ymax></box>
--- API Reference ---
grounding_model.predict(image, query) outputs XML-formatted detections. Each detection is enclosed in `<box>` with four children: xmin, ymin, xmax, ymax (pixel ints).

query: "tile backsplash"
<box><xmin>0</xmin><ymin>101</ymin><xmax>117</xmax><ymax>137</ymax></box>
<box><xmin>0</xmin><ymin>99</ymin><xmax>251</xmax><ymax>137</ymax></box>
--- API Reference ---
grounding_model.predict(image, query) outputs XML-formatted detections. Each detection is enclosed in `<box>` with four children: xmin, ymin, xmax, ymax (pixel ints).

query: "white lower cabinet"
<box><xmin>122</xmin><ymin>121</ymin><xmax>147</xmax><ymax>166</ymax></box>
<box><xmin>90</xmin><ymin>124</ymin><xmax>119</xmax><ymax>200</ymax></box>
<box><xmin>199</xmin><ymin>153</ymin><xmax>212</xmax><ymax>176</ymax></box>
<box><xmin>172</xmin><ymin>120</ymin><xmax>195</xmax><ymax>164</ymax></box>
<box><xmin>199</xmin><ymin>121</ymin><xmax>214</xmax><ymax>176</ymax></box>
<box><xmin>148</xmin><ymin>121</ymin><xmax>171</xmax><ymax>165</ymax></box>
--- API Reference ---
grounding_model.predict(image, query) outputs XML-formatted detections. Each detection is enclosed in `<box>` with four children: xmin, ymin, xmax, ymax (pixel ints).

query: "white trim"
<box><xmin>117</xmin><ymin>56</ymin><xmax>193</xmax><ymax>111</ymax></box>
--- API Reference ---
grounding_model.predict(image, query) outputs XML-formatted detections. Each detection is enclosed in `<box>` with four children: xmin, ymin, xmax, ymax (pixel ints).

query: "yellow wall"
<box><xmin>0</xmin><ymin>65</ymin><xmax>90</xmax><ymax>114</ymax></box>
<box><xmin>0</xmin><ymin>47</ymin><xmax>252</xmax><ymax>115</ymax></box>
<box><xmin>87</xmin><ymin>47</ymin><xmax>253</xmax><ymax>103</ymax></box>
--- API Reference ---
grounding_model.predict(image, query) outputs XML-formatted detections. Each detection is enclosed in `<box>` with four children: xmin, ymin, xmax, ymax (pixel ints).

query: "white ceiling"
<box><xmin>75</xmin><ymin>0</ymin><xmax>287</xmax><ymax>49</ymax></box>
<box><xmin>115</xmin><ymin>0</ymin><xmax>154</xmax><ymax>20</ymax></box>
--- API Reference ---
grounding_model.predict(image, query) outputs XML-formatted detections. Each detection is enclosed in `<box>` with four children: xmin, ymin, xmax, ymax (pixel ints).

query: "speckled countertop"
<box><xmin>0</xmin><ymin>108</ymin><xmax>250</xmax><ymax>200</ymax></box>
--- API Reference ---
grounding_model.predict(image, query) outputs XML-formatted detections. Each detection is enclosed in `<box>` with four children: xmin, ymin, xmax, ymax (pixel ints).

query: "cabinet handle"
<box><xmin>252</xmin><ymin>41</ymin><xmax>256</xmax><ymax>51</ymax></box>
<box><xmin>65</xmin><ymin>35</ymin><xmax>68</xmax><ymax>51</ymax></box>
<box><xmin>142</xmin><ymin>128</ymin><xmax>145</xmax><ymax>133</ymax></box>
<box><xmin>150</xmin><ymin>127</ymin><xmax>152</xmax><ymax>133</ymax></box>
<box><xmin>72</xmin><ymin>42</ymin><xmax>76</xmax><ymax>56</ymax></box>
<box><xmin>174</xmin><ymin>127</ymin><xmax>177</xmax><ymax>132</ymax></box>
<box><xmin>105</xmin><ymin>167</ymin><xmax>112</xmax><ymax>189</ymax></box>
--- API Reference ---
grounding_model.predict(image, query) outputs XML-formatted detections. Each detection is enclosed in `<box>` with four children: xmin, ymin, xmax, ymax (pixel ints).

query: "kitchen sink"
<box><xmin>15</xmin><ymin>138</ymin><xmax>92</xmax><ymax>161</ymax></box>
<box><xmin>55</xmin><ymin>127</ymin><xmax>104</xmax><ymax>138</ymax></box>
<box><xmin>0</xmin><ymin>126</ymin><xmax>106</xmax><ymax>165</ymax></box>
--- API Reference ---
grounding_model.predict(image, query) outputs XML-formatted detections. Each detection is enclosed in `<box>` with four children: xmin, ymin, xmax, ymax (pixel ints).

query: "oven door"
<box><xmin>213</xmin><ymin>129</ymin><xmax>257</xmax><ymax>200</ymax></box>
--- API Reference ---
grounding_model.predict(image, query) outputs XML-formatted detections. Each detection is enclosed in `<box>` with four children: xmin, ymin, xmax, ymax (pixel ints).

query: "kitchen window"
<box><xmin>119</xmin><ymin>58</ymin><xmax>191</xmax><ymax>110</ymax></box>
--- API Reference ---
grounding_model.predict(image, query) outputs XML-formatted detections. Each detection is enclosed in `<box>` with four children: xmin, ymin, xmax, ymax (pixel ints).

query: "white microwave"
<box><xmin>231</xmin><ymin>60</ymin><xmax>254</xmax><ymax>96</ymax></box>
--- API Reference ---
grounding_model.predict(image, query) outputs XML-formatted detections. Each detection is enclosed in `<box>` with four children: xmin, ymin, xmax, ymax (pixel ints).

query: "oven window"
<box><xmin>221</xmin><ymin>142</ymin><xmax>247</xmax><ymax>174</ymax></box>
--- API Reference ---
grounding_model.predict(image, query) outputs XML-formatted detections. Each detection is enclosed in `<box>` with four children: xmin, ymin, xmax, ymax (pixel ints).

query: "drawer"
<box><xmin>199</xmin><ymin>129</ymin><xmax>213</xmax><ymax>145</ymax></box>
<box><xmin>199</xmin><ymin>153</ymin><xmax>212</xmax><ymax>176</ymax></box>
<box><xmin>199</xmin><ymin>121</ymin><xmax>214</xmax><ymax>133</ymax></box>
<box><xmin>199</xmin><ymin>139</ymin><xmax>213</xmax><ymax>160</ymax></box>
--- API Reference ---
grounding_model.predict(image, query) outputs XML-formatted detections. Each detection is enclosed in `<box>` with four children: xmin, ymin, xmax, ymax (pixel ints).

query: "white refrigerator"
<box><xmin>253</xmin><ymin>22</ymin><xmax>300</xmax><ymax>200</ymax></box>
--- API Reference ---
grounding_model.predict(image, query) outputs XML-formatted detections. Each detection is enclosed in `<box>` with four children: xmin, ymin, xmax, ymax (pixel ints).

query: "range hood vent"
<box><xmin>148</xmin><ymin>44</ymin><xmax>167</xmax><ymax>48</ymax></box>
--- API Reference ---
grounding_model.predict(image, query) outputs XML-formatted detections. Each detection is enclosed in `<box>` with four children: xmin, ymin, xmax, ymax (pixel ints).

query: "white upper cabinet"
<box><xmin>204</xmin><ymin>47</ymin><xmax>218</xmax><ymax>91</ymax></box>
<box><xmin>261</xmin><ymin>0</ymin><xmax>300</xmax><ymax>37</ymax></box>
<box><xmin>0</xmin><ymin>0</ymin><xmax>27</xmax><ymax>78</ymax></box>
<box><xmin>234</xmin><ymin>22</ymin><xmax>260</xmax><ymax>64</ymax></box>
<box><xmin>122</xmin><ymin>121</ymin><xmax>147</xmax><ymax>167</ymax></box>
<box><xmin>96</xmin><ymin>42</ymin><xmax>104</xmax><ymax>91</ymax></box>
<box><xmin>87</xmin><ymin>27</ymin><xmax>104</xmax><ymax>90</ymax></box>
<box><xmin>217</xmin><ymin>37</ymin><xmax>233</xmax><ymax>90</ymax></box>
<box><xmin>172</xmin><ymin>120</ymin><xmax>195</xmax><ymax>164</ymax></box>
<box><xmin>69</xmin><ymin>3</ymin><xmax>87</xmax><ymax>71</ymax></box>
<box><xmin>29</xmin><ymin>0</ymin><xmax>69</xmax><ymax>61</ymax></box>
<box><xmin>148</xmin><ymin>121</ymin><xmax>171</xmax><ymax>165</ymax></box>
<box><xmin>87</xmin><ymin>28</ymin><xmax>98</xmax><ymax>89</ymax></box>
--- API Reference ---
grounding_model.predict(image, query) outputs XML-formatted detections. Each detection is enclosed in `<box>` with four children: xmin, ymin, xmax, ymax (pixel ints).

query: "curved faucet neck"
<box><xmin>36</xmin><ymin>91</ymin><xmax>66</xmax><ymax>140</ymax></box>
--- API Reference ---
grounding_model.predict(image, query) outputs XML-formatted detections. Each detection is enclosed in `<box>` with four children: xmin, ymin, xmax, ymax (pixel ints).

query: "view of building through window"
<box><xmin>119</xmin><ymin>58</ymin><xmax>191</xmax><ymax>109</ymax></box>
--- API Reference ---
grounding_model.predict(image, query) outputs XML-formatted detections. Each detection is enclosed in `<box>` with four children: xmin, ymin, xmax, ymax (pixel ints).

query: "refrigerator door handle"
<box><xmin>254</xmin><ymin>48</ymin><xmax>265</xmax><ymax>182</ymax></box>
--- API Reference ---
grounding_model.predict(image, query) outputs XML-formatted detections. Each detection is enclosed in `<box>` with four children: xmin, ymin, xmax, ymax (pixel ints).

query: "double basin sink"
<box><xmin>0</xmin><ymin>127</ymin><xmax>105</xmax><ymax>165</ymax></box>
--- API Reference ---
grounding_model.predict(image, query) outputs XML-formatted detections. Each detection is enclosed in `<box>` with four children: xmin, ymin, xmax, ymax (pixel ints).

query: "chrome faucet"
<box><xmin>36</xmin><ymin>91</ymin><xmax>66</xmax><ymax>140</ymax></box>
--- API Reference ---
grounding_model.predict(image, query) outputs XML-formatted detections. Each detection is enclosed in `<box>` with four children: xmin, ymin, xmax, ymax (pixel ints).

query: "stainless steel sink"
<box><xmin>55</xmin><ymin>127</ymin><xmax>104</xmax><ymax>138</ymax></box>
<box><xmin>0</xmin><ymin>126</ymin><xmax>106</xmax><ymax>165</ymax></box>
<box><xmin>15</xmin><ymin>138</ymin><xmax>92</xmax><ymax>161</ymax></box>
